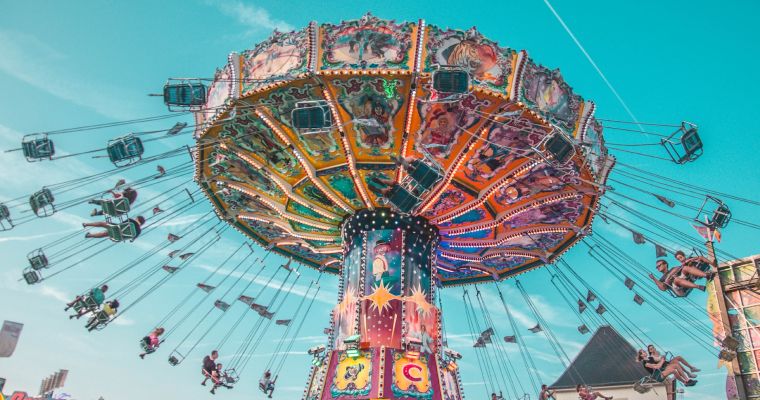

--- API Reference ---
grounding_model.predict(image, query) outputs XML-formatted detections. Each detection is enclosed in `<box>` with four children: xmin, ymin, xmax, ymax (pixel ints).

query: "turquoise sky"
<box><xmin>1</xmin><ymin>1</ymin><xmax>759</xmax><ymax>399</ymax></box>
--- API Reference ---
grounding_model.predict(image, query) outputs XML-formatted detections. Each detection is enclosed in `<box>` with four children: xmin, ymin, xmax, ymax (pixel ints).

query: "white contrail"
<box><xmin>542</xmin><ymin>0</ymin><xmax>644</xmax><ymax>131</ymax></box>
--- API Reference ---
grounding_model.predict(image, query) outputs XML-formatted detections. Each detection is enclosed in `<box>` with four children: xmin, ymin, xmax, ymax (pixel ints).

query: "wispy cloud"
<box><xmin>40</xmin><ymin>285</ymin><xmax>70</xmax><ymax>303</ymax></box>
<box><xmin>0</xmin><ymin>30</ymin><xmax>141</xmax><ymax>119</ymax></box>
<box><xmin>205</xmin><ymin>0</ymin><xmax>294</xmax><ymax>35</ymax></box>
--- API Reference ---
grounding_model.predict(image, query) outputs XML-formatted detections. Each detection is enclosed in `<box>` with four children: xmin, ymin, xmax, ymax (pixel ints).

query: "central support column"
<box><xmin>303</xmin><ymin>209</ymin><xmax>464</xmax><ymax>400</ymax></box>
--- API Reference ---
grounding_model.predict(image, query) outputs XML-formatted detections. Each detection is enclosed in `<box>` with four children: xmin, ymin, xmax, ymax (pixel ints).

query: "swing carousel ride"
<box><xmin>6</xmin><ymin>13</ymin><xmax>756</xmax><ymax>400</ymax></box>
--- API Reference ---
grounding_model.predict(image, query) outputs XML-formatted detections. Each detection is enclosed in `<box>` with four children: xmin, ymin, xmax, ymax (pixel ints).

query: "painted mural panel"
<box><xmin>305</xmin><ymin>361</ymin><xmax>329</xmax><ymax>400</ymax></box>
<box><xmin>320</xmin><ymin>14</ymin><xmax>413</xmax><ymax>70</ymax></box>
<box><xmin>391</xmin><ymin>352</ymin><xmax>434</xmax><ymax>399</ymax></box>
<box><xmin>360</xmin><ymin>299</ymin><xmax>403</xmax><ymax>349</ymax></box>
<box><xmin>331</xmin><ymin>76</ymin><xmax>406</xmax><ymax>158</ymax></box>
<box><xmin>461</xmin><ymin>118</ymin><xmax>545</xmax><ymax>185</ymax></box>
<box><xmin>520</xmin><ymin>60</ymin><xmax>583</xmax><ymax>134</ymax></box>
<box><xmin>413</xmin><ymin>94</ymin><xmax>491</xmax><ymax>163</ymax></box>
<box><xmin>424</xmin><ymin>26</ymin><xmax>514</xmax><ymax>91</ymax></box>
<box><xmin>240</xmin><ymin>28</ymin><xmax>309</xmax><ymax>95</ymax></box>
<box><xmin>492</xmin><ymin>165</ymin><xmax>578</xmax><ymax>207</ymax></box>
<box><xmin>292</xmin><ymin>180</ymin><xmax>346</xmax><ymax>216</ymax></box>
<box><xmin>363</xmin><ymin>168</ymin><xmax>396</xmax><ymax>207</ymax></box>
<box><xmin>365</xmin><ymin>229</ymin><xmax>403</xmax><ymax>295</ymax></box>
<box><xmin>209</xmin><ymin>146</ymin><xmax>286</xmax><ymax>202</ymax></box>
<box><xmin>404</xmin><ymin>303</ymin><xmax>438</xmax><ymax>356</ymax></box>
<box><xmin>320</xmin><ymin>167</ymin><xmax>364</xmax><ymax>209</ymax></box>
<box><xmin>501</xmin><ymin>197</ymin><xmax>584</xmax><ymax>230</ymax></box>
<box><xmin>333</xmin><ymin>234</ymin><xmax>363</xmax><ymax>350</ymax></box>
<box><xmin>330</xmin><ymin>351</ymin><xmax>373</xmax><ymax>398</ymax></box>
<box><xmin>261</xmin><ymin>82</ymin><xmax>343</xmax><ymax>166</ymax></box>
<box><xmin>420</xmin><ymin>187</ymin><xmax>476</xmax><ymax>221</ymax></box>
<box><xmin>581</xmin><ymin>118</ymin><xmax>609</xmax><ymax>181</ymax></box>
<box><xmin>219</xmin><ymin>114</ymin><xmax>303</xmax><ymax>182</ymax></box>
<box><xmin>440</xmin><ymin>366</ymin><xmax>462</xmax><ymax>400</ymax></box>
<box><xmin>206</xmin><ymin>63</ymin><xmax>234</xmax><ymax>114</ymax></box>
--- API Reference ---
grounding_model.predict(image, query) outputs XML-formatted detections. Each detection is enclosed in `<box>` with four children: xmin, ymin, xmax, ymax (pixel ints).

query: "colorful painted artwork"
<box><xmin>441</xmin><ymin>366</ymin><xmax>462</xmax><ymax>400</ymax></box>
<box><xmin>263</xmin><ymin>83</ymin><xmax>341</xmax><ymax>161</ymax></box>
<box><xmin>220</xmin><ymin>115</ymin><xmax>302</xmax><ymax>180</ymax></box>
<box><xmin>333</xmin><ymin>236</ymin><xmax>363</xmax><ymax>349</ymax></box>
<box><xmin>333</xmin><ymin>77</ymin><xmax>404</xmax><ymax>155</ymax></box>
<box><xmin>520</xmin><ymin>61</ymin><xmax>582</xmax><ymax>133</ymax></box>
<box><xmin>503</xmin><ymin>198</ymin><xmax>584</xmax><ymax>230</ymax></box>
<box><xmin>581</xmin><ymin>118</ymin><xmax>609</xmax><ymax>180</ymax></box>
<box><xmin>240</xmin><ymin>28</ymin><xmax>309</xmax><ymax>95</ymax></box>
<box><xmin>391</xmin><ymin>352</ymin><xmax>434</xmax><ymax>398</ymax></box>
<box><xmin>293</xmin><ymin>180</ymin><xmax>344</xmax><ymax>216</ymax></box>
<box><xmin>493</xmin><ymin>165</ymin><xmax>577</xmax><ymax>206</ymax></box>
<box><xmin>209</xmin><ymin>148</ymin><xmax>285</xmax><ymax>200</ymax></box>
<box><xmin>324</xmin><ymin>169</ymin><xmax>363</xmax><ymax>209</ymax></box>
<box><xmin>205</xmin><ymin>62</ymin><xmax>234</xmax><ymax>113</ymax></box>
<box><xmin>404</xmin><ymin>301</ymin><xmax>438</xmax><ymax>356</ymax></box>
<box><xmin>320</xmin><ymin>14</ymin><xmax>413</xmax><ymax>70</ymax></box>
<box><xmin>414</xmin><ymin>95</ymin><xmax>490</xmax><ymax>160</ymax></box>
<box><xmin>360</xmin><ymin>298</ymin><xmax>402</xmax><ymax>349</ymax></box>
<box><xmin>331</xmin><ymin>351</ymin><xmax>373</xmax><ymax>397</ymax></box>
<box><xmin>464</xmin><ymin>120</ymin><xmax>544</xmax><ymax>183</ymax></box>
<box><xmin>425</xmin><ymin>26</ymin><xmax>514</xmax><ymax>90</ymax></box>
<box><xmin>365</xmin><ymin>229</ymin><xmax>403</xmax><ymax>295</ymax></box>
<box><xmin>304</xmin><ymin>361</ymin><xmax>328</xmax><ymax>400</ymax></box>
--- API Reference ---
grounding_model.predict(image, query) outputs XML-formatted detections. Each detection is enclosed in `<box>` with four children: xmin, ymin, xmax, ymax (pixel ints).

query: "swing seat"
<box><xmin>163</xmin><ymin>80</ymin><xmax>207</xmax><ymax>110</ymax></box>
<box><xmin>0</xmin><ymin>203</ymin><xmax>12</xmax><ymax>231</ymax></box>
<box><xmin>21</xmin><ymin>134</ymin><xmax>55</xmax><ymax>161</ymax></box>
<box><xmin>140</xmin><ymin>338</ymin><xmax>156</xmax><ymax>353</ymax></box>
<box><xmin>432</xmin><ymin>68</ymin><xmax>470</xmax><ymax>95</ymax></box>
<box><xmin>386</xmin><ymin>185</ymin><xmax>421</xmax><ymax>214</ymax></box>
<box><xmin>106</xmin><ymin>221</ymin><xmax>139</xmax><ymax>242</ymax></box>
<box><xmin>101</xmin><ymin>197</ymin><xmax>131</xmax><ymax>218</ymax></box>
<box><xmin>292</xmin><ymin>101</ymin><xmax>332</xmax><ymax>133</ymax></box>
<box><xmin>30</xmin><ymin>188</ymin><xmax>55</xmax><ymax>217</ymax></box>
<box><xmin>408</xmin><ymin>160</ymin><xmax>441</xmax><ymax>191</ymax></box>
<box><xmin>107</xmin><ymin>135</ymin><xmax>144</xmax><ymax>167</ymax></box>
<box><xmin>671</xmin><ymin>261</ymin><xmax>712</xmax><ymax>298</ymax></box>
<box><xmin>633</xmin><ymin>375</ymin><xmax>662</xmax><ymax>393</ymax></box>
<box><xmin>544</xmin><ymin>133</ymin><xmax>575</xmax><ymax>165</ymax></box>
<box><xmin>27</xmin><ymin>249</ymin><xmax>49</xmax><ymax>270</ymax></box>
<box><xmin>91</xmin><ymin>310</ymin><xmax>111</xmax><ymax>329</ymax></box>
<box><xmin>22</xmin><ymin>268</ymin><xmax>41</xmax><ymax>285</ymax></box>
<box><xmin>223</xmin><ymin>368</ymin><xmax>239</xmax><ymax>385</ymax></box>
<box><xmin>168</xmin><ymin>355</ymin><xmax>180</xmax><ymax>366</ymax></box>
<box><xmin>662</xmin><ymin>123</ymin><xmax>702</xmax><ymax>164</ymax></box>
<box><xmin>73</xmin><ymin>295</ymin><xmax>100</xmax><ymax>313</ymax></box>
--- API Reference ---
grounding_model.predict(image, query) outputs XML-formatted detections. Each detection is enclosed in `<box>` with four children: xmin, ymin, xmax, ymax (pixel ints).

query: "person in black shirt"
<box><xmin>202</xmin><ymin>350</ymin><xmax>219</xmax><ymax>387</ymax></box>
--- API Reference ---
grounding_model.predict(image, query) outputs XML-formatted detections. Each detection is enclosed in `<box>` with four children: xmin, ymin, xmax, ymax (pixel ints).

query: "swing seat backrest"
<box><xmin>101</xmin><ymin>198</ymin><xmax>131</xmax><ymax>217</ymax></box>
<box><xmin>29</xmin><ymin>254</ymin><xmax>49</xmax><ymax>270</ymax></box>
<box><xmin>107</xmin><ymin>221</ymin><xmax>138</xmax><ymax>242</ymax></box>
<box><xmin>22</xmin><ymin>269</ymin><xmax>41</xmax><ymax>285</ymax></box>
<box><xmin>408</xmin><ymin>161</ymin><xmax>441</xmax><ymax>191</ymax></box>
<box><xmin>107</xmin><ymin>136</ymin><xmax>144</xmax><ymax>166</ymax></box>
<box><xmin>387</xmin><ymin>185</ymin><xmax>420</xmax><ymax>214</ymax></box>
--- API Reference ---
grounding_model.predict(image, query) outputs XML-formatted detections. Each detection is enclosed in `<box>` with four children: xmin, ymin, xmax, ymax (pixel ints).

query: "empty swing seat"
<box><xmin>387</xmin><ymin>185</ymin><xmax>420</xmax><ymax>214</ymax></box>
<box><xmin>22</xmin><ymin>269</ymin><xmax>41</xmax><ymax>285</ymax></box>
<box><xmin>409</xmin><ymin>161</ymin><xmax>441</xmax><ymax>191</ymax></box>
<box><xmin>662</xmin><ymin>124</ymin><xmax>703</xmax><ymax>164</ymax></box>
<box><xmin>168</xmin><ymin>355</ymin><xmax>180</xmax><ymax>366</ymax></box>
<box><xmin>106</xmin><ymin>221</ymin><xmax>139</xmax><ymax>242</ymax></box>
<box><xmin>30</xmin><ymin>188</ymin><xmax>55</xmax><ymax>217</ymax></box>
<box><xmin>433</xmin><ymin>69</ymin><xmax>470</xmax><ymax>94</ymax></box>
<box><xmin>27</xmin><ymin>249</ymin><xmax>49</xmax><ymax>270</ymax></box>
<box><xmin>107</xmin><ymin>135</ymin><xmax>144</xmax><ymax>167</ymax></box>
<box><xmin>21</xmin><ymin>134</ymin><xmax>55</xmax><ymax>161</ymax></box>
<box><xmin>0</xmin><ymin>203</ymin><xmax>11</xmax><ymax>231</ymax></box>
<box><xmin>544</xmin><ymin>133</ymin><xmax>575</xmax><ymax>165</ymax></box>
<box><xmin>163</xmin><ymin>82</ymin><xmax>207</xmax><ymax>108</ymax></box>
<box><xmin>292</xmin><ymin>101</ymin><xmax>332</xmax><ymax>132</ymax></box>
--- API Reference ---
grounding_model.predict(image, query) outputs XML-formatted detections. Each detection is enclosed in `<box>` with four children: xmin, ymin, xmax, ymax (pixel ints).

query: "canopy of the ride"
<box><xmin>194</xmin><ymin>13</ymin><xmax>612</xmax><ymax>286</ymax></box>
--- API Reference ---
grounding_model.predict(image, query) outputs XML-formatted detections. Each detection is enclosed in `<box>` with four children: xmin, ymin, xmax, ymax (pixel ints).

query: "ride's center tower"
<box><xmin>303</xmin><ymin>209</ymin><xmax>461</xmax><ymax>400</ymax></box>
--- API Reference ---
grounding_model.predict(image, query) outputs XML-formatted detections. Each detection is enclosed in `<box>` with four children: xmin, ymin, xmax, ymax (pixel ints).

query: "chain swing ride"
<box><xmin>4</xmin><ymin>12</ymin><xmax>759</xmax><ymax>400</ymax></box>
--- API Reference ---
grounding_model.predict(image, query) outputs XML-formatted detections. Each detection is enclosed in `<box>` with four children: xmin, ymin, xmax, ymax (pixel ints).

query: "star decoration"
<box><xmin>408</xmin><ymin>284</ymin><xmax>434</xmax><ymax>317</ymax></box>
<box><xmin>364</xmin><ymin>280</ymin><xmax>399</xmax><ymax>314</ymax></box>
<box><xmin>336</xmin><ymin>288</ymin><xmax>357</xmax><ymax>315</ymax></box>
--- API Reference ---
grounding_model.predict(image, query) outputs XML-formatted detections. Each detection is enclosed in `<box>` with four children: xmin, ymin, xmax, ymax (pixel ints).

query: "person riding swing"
<box><xmin>259</xmin><ymin>369</ymin><xmax>276</xmax><ymax>398</ymax></box>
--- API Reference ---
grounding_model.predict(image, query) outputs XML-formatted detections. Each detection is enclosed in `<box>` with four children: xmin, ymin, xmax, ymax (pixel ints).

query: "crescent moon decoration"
<box><xmin>402</xmin><ymin>363</ymin><xmax>423</xmax><ymax>382</ymax></box>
